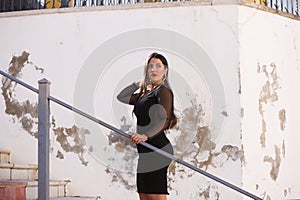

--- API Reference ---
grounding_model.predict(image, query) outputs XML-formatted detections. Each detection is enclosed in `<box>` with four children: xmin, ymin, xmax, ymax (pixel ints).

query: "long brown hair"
<box><xmin>139</xmin><ymin>52</ymin><xmax>177</xmax><ymax>129</ymax></box>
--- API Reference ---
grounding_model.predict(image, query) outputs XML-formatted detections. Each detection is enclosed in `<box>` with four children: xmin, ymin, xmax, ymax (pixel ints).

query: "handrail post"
<box><xmin>38</xmin><ymin>78</ymin><xmax>51</xmax><ymax>200</ymax></box>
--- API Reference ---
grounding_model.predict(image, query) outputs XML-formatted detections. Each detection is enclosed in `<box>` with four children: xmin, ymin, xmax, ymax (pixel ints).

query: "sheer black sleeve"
<box><xmin>116</xmin><ymin>83</ymin><xmax>140</xmax><ymax>105</ymax></box>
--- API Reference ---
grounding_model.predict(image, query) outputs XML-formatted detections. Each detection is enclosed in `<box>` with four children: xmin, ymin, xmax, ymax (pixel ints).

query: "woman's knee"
<box><xmin>139</xmin><ymin>193</ymin><xmax>148</xmax><ymax>200</ymax></box>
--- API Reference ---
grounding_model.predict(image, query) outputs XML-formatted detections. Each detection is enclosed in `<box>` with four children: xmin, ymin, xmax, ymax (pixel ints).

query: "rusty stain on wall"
<box><xmin>263</xmin><ymin>145</ymin><xmax>281</xmax><ymax>181</ymax></box>
<box><xmin>1</xmin><ymin>51</ymin><xmax>92</xmax><ymax>166</ymax></box>
<box><xmin>278</xmin><ymin>109</ymin><xmax>286</xmax><ymax>131</ymax></box>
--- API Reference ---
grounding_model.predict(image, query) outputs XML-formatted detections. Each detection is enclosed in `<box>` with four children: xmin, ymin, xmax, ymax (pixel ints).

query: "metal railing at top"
<box><xmin>0</xmin><ymin>69</ymin><xmax>263</xmax><ymax>200</ymax></box>
<box><xmin>255</xmin><ymin>0</ymin><xmax>300</xmax><ymax>16</ymax></box>
<box><xmin>0</xmin><ymin>0</ymin><xmax>299</xmax><ymax>16</ymax></box>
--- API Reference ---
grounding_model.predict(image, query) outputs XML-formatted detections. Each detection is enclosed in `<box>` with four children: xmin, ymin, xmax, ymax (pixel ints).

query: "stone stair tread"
<box><xmin>50</xmin><ymin>197</ymin><xmax>100</xmax><ymax>200</ymax></box>
<box><xmin>0</xmin><ymin>179</ymin><xmax>70</xmax><ymax>186</ymax></box>
<box><xmin>0</xmin><ymin>149</ymin><xmax>10</xmax><ymax>154</ymax></box>
<box><xmin>0</xmin><ymin>163</ymin><xmax>38</xmax><ymax>169</ymax></box>
<box><xmin>26</xmin><ymin>179</ymin><xmax>70</xmax><ymax>187</ymax></box>
<box><xmin>0</xmin><ymin>163</ymin><xmax>13</xmax><ymax>168</ymax></box>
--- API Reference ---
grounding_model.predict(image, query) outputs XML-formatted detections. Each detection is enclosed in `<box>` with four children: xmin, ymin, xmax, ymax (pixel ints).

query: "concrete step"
<box><xmin>0</xmin><ymin>149</ymin><xmax>11</xmax><ymax>164</ymax></box>
<box><xmin>0</xmin><ymin>180</ymin><xmax>26</xmax><ymax>199</ymax></box>
<box><xmin>0</xmin><ymin>163</ymin><xmax>38</xmax><ymax>180</ymax></box>
<box><xmin>0</xmin><ymin>179</ymin><xmax>70</xmax><ymax>200</ymax></box>
<box><xmin>51</xmin><ymin>197</ymin><xmax>101</xmax><ymax>200</ymax></box>
<box><xmin>26</xmin><ymin>179</ymin><xmax>69</xmax><ymax>199</ymax></box>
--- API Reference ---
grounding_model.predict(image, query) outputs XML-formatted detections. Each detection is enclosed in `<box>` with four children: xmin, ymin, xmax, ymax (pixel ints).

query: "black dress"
<box><xmin>117</xmin><ymin>83</ymin><xmax>174</xmax><ymax>194</ymax></box>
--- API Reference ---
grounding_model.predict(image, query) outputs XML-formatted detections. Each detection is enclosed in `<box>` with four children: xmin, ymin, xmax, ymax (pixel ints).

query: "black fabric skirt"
<box><xmin>136</xmin><ymin>133</ymin><xmax>173</xmax><ymax>194</ymax></box>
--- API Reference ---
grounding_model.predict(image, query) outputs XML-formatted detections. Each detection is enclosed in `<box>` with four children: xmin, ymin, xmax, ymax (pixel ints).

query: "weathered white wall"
<box><xmin>239</xmin><ymin>5</ymin><xmax>300</xmax><ymax>200</ymax></box>
<box><xmin>0</xmin><ymin>2</ymin><xmax>299</xmax><ymax>200</ymax></box>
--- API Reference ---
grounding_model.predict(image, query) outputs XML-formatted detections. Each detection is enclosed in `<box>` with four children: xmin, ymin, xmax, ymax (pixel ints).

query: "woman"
<box><xmin>117</xmin><ymin>52</ymin><xmax>177</xmax><ymax>200</ymax></box>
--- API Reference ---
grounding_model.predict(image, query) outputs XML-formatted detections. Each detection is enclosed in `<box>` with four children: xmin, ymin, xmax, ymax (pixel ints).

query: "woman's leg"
<box><xmin>139</xmin><ymin>193</ymin><xmax>148</xmax><ymax>200</ymax></box>
<box><xmin>145</xmin><ymin>194</ymin><xmax>167</xmax><ymax>200</ymax></box>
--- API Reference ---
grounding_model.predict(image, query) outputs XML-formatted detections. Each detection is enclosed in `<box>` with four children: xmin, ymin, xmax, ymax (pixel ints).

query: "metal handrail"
<box><xmin>0</xmin><ymin>69</ymin><xmax>263</xmax><ymax>200</ymax></box>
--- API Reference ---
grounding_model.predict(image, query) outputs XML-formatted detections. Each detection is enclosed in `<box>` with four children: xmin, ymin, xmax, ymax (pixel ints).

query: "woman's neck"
<box><xmin>150</xmin><ymin>81</ymin><xmax>163</xmax><ymax>90</ymax></box>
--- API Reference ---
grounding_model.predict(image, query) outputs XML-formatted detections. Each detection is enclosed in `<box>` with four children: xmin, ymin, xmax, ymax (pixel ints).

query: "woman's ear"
<box><xmin>164</xmin><ymin>67</ymin><xmax>168</xmax><ymax>74</ymax></box>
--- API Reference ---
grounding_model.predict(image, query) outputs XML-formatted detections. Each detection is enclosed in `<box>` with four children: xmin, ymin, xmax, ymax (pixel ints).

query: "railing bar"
<box><xmin>0</xmin><ymin>70</ymin><xmax>39</xmax><ymax>94</ymax></box>
<box><xmin>48</xmin><ymin>95</ymin><xmax>262</xmax><ymax>200</ymax></box>
<box><xmin>48</xmin><ymin>95</ymin><xmax>130</xmax><ymax>139</ymax></box>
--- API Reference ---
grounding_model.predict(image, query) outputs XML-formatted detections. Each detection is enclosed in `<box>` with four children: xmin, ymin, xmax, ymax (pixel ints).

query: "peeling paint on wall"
<box><xmin>51</xmin><ymin>116</ymin><xmax>92</xmax><ymax>166</ymax></box>
<box><xmin>257</xmin><ymin>63</ymin><xmax>280</xmax><ymax>148</ymax></box>
<box><xmin>282</xmin><ymin>140</ymin><xmax>285</xmax><ymax>158</ymax></box>
<box><xmin>221</xmin><ymin>110</ymin><xmax>228</xmax><ymax>117</ymax></box>
<box><xmin>105</xmin><ymin>168</ymin><xmax>135</xmax><ymax>190</ymax></box>
<box><xmin>240</xmin><ymin>107</ymin><xmax>244</xmax><ymax>118</ymax></box>
<box><xmin>1</xmin><ymin>51</ymin><xmax>92</xmax><ymax>166</ymax></box>
<box><xmin>1</xmin><ymin>51</ymin><xmax>39</xmax><ymax>138</ymax></box>
<box><xmin>263</xmin><ymin>146</ymin><xmax>281</xmax><ymax>181</ymax></box>
<box><xmin>176</xmin><ymin>98</ymin><xmax>205</xmax><ymax>153</ymax></box>
<box><xmin>221</xmin><ymin>145</ymin><xmax>243</xmax><ymax>161</ymax></box>
<box><xmin>53</xmin><ymin>125</ymin><xmax>91</xmax><ymax>166</ymax></box>
<box><xmin>278</xmin><ymin>109</ymin><xmax>286</xmax><ymax>131</ymax></box>
<box><xmin>103</xmin><ymin>96</ymin><xmax>241</xmax><ymax>194</ymax></box>
<box><xmin>192</xmin><ymin>184</ymin><xmax>220</xmax><ymax>200</ymax></box>
<box><xmin>257</xmin><ymin>63</ymin><xmax>285</xmax><ymax>182</ymax></box>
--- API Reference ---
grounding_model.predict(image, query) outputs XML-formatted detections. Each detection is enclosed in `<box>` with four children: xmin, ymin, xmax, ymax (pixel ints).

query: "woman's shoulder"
<box><xmin>155</xmin><ymin>84</ymin><xmax>173</xmax><ymax>96</ymax></box>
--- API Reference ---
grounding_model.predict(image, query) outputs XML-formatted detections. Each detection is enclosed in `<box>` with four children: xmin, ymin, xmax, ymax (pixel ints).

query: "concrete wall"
<box><xmin>239</xmin><ymin>5</ymin><xmax>300</xmax><ymax>200</ymax></box>
<box><xmin>0</xmin><ymin>1</ymin><xmax>299</xmax><ymax>199</ymax></box>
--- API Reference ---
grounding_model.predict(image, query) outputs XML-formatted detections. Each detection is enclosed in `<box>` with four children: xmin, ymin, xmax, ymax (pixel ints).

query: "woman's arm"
<box><xmin>116</xmin><ymin>82</ymin><xmax>140</xmax><ymax>105</ymax></box>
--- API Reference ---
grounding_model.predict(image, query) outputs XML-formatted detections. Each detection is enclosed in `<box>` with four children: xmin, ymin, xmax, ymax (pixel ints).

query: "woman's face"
<box><xmin>147</xmin><ymin>58</ymin><xmax>168</xmax><ymax>84</ymax></box>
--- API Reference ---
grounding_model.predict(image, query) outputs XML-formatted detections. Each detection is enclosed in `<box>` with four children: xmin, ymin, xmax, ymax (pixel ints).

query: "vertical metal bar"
<box><xmin>285</xmin><ymin>0</ymin><xmax>289</xmax><ymax>13</ymax></box>
<box><xmin>18</xmin><ymin>0</ymin><xmax>21</xmax><ymax>10</ymax></box>
<box><xmin>296</xmin><ymin>0</ymin><xmax>299</xmax><ymax>15</ymax></box>
<box><xmin>1</xmin><ymin>0</ymin><xmax>3</xmax><ymax>12</ymax></box>
<box><xmin>38</xmin><ymin>78</ymin><xmax>50</xmax><ymax>200</ymax></box>
<box><xmin>61</xmin><ymin>0</ymin><xmax>68</xmax><ymax>7</ymax></box>
<box><xmin>270</xmin><ymin>0</ymin><xmax>273</xmax><ymax>8</ymax></box>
